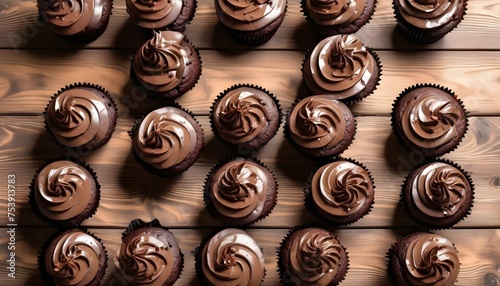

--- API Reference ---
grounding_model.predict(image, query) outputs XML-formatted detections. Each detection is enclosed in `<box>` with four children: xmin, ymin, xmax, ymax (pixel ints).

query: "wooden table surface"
<box><xmin>1</xmin><ymin>0</ymin><xmax>499</xmax><ymax>285</ymax></box>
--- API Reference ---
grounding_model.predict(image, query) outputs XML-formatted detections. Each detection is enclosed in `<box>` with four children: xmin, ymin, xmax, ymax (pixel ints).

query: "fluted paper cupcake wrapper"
<box><xmin>277</xmin><ymin>224</ymin><xmax>349</xmax><ymax>286</ymax></box>
<box><xmin>399</xmin><ymin>157</ymin><xmax>475</xmax><ymax>230</ymax></box>
<box><xmin>303</xmin><ymin>157</ymin><xmax>375</xmax><ymax>226</ymax></box>
<box><xmin>390</xmin><ymin>83</ymin><xmax>469</xmax><ymax>158</ymax></box>
<box><xmin>29</xmin><ymin>156</ymin><xmax>101</xmax><ymax>227</ymax></box>
<box><xmin>38</xmin><ymin>228</ymin><xmax>108</xmax><ymax>286</ymax></box>
<box><xmin>44</xmin><ymin>82</ymin><xmax>118</xmax><ymax>152</ymax></box>
<box><xmin>203</xmin><ymin>155</ymin><xmax>278</xmax><ymax>226</ymax></box>
<box><xmin>209</xmin><ymin>83</ymin><xmax>283</xmax><ymax>153</ymax></box>
<box><xmin>128</xmin><ymin>103</ymin><xmax>204</xmax><ymax>177</ymax></box>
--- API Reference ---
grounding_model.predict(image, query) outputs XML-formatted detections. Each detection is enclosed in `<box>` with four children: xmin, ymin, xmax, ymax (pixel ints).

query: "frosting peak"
<box><xmin>214</xmin><ymin>0</ymin><xmax>287</xmax><ymax>31</ymax></box>
<box><xmin>126</xmin><ymin>0</ymin><xmax>183</xmax><ymax>29</ymax></box>
<box><xmin>305</xmin><ymin>0</ymin><xmax>366</xmax><ymax>27</ymax></box>
<box><xmin>396</xmin><ymin>0</ymin><xmax>460</xmax><ymax>29</ymax></box>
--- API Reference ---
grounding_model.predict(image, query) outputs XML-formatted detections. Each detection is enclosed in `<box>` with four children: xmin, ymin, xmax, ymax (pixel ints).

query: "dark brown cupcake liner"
<box><xmin>29</xmin><ymin>156</ymin><xmax>101</xmax><ymax>227</ymax></box>
<box><xmin>304</xmin><ymin>157</ymin><xmax>375</xmax><ymax>226</ymax></box>
<box><xmin>390</xmin><ymin>83</ymin><xmax>469</xmax><ymax>158</ymax></box>
<box><xmin>203</xmin><ymin>155</ymin><xmax>278</xmax><ymax>226</ymax></box>
<box><xmin>128</xmin><ymin>103</ymin><xmax>204</xmax><ymax>177</ymax></box>
<box><xmin>209</xmin><ymin>83</ymin><xmax>283</xmax><ymax>153</ymax></box>
<box><xmin>44</xmin><ymin>82</ymin><xmax>118</xmax><ymax>152</ymax></box>
<box><xmin>277</xmin><ymin>224</ymin><xmax>349</xmax><ymax>286</ymax></box>
<box><xmin>283</xmin><ymin>96</ymin><xmax>357</xmax><ymax>161</ymax></box>
<box><xmin>399</xmin><ymin>157</ymin><xmax>475</xmax><ymax>230</ymax></box>
<box><xmin>38</xmin><ymin>227</ymin><xmax>108</xmax><ymax>286</ymax></box>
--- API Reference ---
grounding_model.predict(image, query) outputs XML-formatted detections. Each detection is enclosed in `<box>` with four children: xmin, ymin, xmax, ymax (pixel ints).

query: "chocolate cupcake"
<box><xmin>401</xmin><ymin>159</ymin><xmax>474</xmax><ymax>229</ymax></box>
<box><xmin>214</xmin><ymin>0</ymin><xmax>288</xmax><ymax>45</ymax></box>
<box><xmin>44</xmin><ymin>82</ymin><xmax>118</xmax><ymax>151</ymax></box>
<box><xmin>210</xmin><ymin>84</ymin><xmax>282</xmax><ymax>152</ymax></box>
<box><xmin>301</xmin><ymin>0</ymin><xmax>377</xmax><ymax>36</ymax></box>
<box><xmin>37</xmin><ymin>0</ymin><xmax>113</xmax><ymax>43</ymax></box>
<box><xmin>388</xmin><ymin>232</ymin><xmax>460</xmax><ymax>286</ymax></box>
<box><xmin>196</xmin><ymin>228</ymin><xmax>265</xmax><ymax>285</ymax></box>
<box><xmin>304</xmin><ymin>158</ymin><xmax>375</xmax><ymax>225</ymax></box>
<box><xmin>393</xmin><ymin>0</ymin><xmax>468</xmax><ymax>44</ymax></box>
<box><xmin>29</xmin><ymin>157</ymin><xmax>100</xmax><ymax>226</ymax></box>
<box><xmin>284</xmin><ymin>95</ymin><xmax>356</xmax><ymax>158</ymax></box>
<box><xmin>130</xmin><ymin>105</ymin><xmax>204</xmax><ymax>176</ymax></box>
<box><xmin>391</xmin><ymin>83</ymin><xmax>468</xmax><ymax>158</ymax></box>
<box><xmin>131</xmin><ymin>31</ymin><xmax>202</xmax><ymax>99</ymax></box>
<box><xmin>114</xmin><ymin>219</ymin><xmax>183</xmax><ymax>286</ymax></box>
<box><xmin>126</xmin><ymin>0</ymin><xmax>197</xmax><ymax>32</ymax></box>
<box><xmin>203</xmin><ymin>157</ymin><xmax>278</xmax><ymax>226</ymax></box>
<box><xmin>39</xmin><ymin>228</ymin><xmax>108</xmax><ymax>286</ymax></box>
<box><xmin>278</xmin><ymin>226</ymin><xmax>348</xmax><ymax>286</ymax></box>
<box><xmin>302</xmin><ymin>34</ymin><xmax>382</xmax><ymax>103</ymax></box>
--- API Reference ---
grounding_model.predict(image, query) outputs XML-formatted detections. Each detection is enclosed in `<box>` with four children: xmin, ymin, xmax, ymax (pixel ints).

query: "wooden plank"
<box><xmin>1</xmin><ymin>0</ymin><xmax>500</xmax><ymax>50</ymax></box>
<box><xmin>0</xmin><ymin>227</ymin><xmax>498</xmax><ymax>285</ymax></box>
<box><xmin>1</xmin><ymin>116</ymin><xmax>499</xmax><ymax>228</ymax></box>
<box><xmin>1</xmin><ymin>50</ymin><xmax>499</xmax><ymax>116</ymax></box>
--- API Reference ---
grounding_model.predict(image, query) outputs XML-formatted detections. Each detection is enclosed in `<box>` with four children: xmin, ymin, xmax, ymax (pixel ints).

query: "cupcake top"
<box><xmin>310</xmin><ymin>160</ymin><xmax>374</xmax><ymax>222</ymax></box>
<box><xmin>200</xmin><ymin>228</ymin><xmax>265</xmax><ymax>286</ymax></box>
<box><xmin>303</xmin><ymin>34</ymin><xmax>378</xmax><ymax>100</ymax></box>
<box><xmin>394</xmin><ymin>0</ymin><xmax>463</xmax><ymax>30</ymax></box>
<box><xmin>133</xmin><ymin>31</ymin><xmax>195</xmax><ymax>94</ymax></box>
<box><xmin>304</xmin><ymin>0</ymin><xmax>367</xmax><ymax>28</ymax></box>
<box><xmin>126</xmin><ymin>0</ymin><xmax>183</xmax><ymax>29</ymax></box>
<box><xmin>133</xmin><ymin>106</ymin><xmax>201</xmax><ymax>170</ymax></box>
<box><xmin>214</xmin><ymin>0</ymin><xmax>287</xmax><ymax>32</ymax></box>
<box><xmin>37</xmin><ymin>0</ymin><xmax>106</xmax><ymax>36</ymax></box>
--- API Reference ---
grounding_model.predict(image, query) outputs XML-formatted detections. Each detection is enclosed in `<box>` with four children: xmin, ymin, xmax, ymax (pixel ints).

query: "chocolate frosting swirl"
<box><xmin>404</xmin><ymin>233</ymin><xmax>459</xmax><ymax>286</ymax></box>
<box><xmin>305</xmin><ymin>0</ymin><xmax>366</xmax><ymax>26</ymax></box>
<box><xmin>289</xmin><ymin>95</ymin><xmax>347</xmax><ymax>149</ymax></box>
<box><xmin>115</xmin><ymin>232</ymin><xmax>175</xmax><ymax>285</ymax></box>
<box><xmin>412</xmin><ymin>162</ymin><xmax>469</xmax><ymax>217</ymax></box>
<box><xmin>48</xmin><ymin>231</ymin><xmax>103</xmax><ymax>286</ymax></box>
<box><xmin>401</xmin><ymin>89</ymin><xmax>464</xmax><ymax>148</ymax></box>
<box><xmin>133</xmin><ymin>31</ymin><xmax>191</xmax><ymax>93</ymax></box>
<box><xmin>133</xmin><ymin>107</ymin><xmax>199</xmax><ymax>169</ymax></box>
<box><xmin>35</xmin><ymin>161</ymin><xmax>93</xmax><ymax>221</ymax></box>
<box><xmin>210</xmin><ymin>159</ymin><xmax>268</xmax><ymax>221</ymax></box>
<box><xmin>287</xmin><ymin>228</ymin><xmax>345</xmax><ymax>284</ymax></box>
<box><xmin>304</xmin><ymin>34</ymin><xmax>376</xmax><ymax>99</ymax></box>
<box><xmin>201</xmin><ymin>228</ymin><xmax>265</xmax><ymax>286</ymax></box>
<box><xmin>396</xmin><ymin>0</ymin><xmax>460</xmax><ymax>29</ymax></box>
<box><xmin>38</xmin><ymin>0</ymin><xmax>104</xmax><ymax>35</ymax></box>
<box><xmin>213</xmin><ymin>87</ymin><xmax>274</xmax><ymax>144</ymax></box>
<box><xmin>214</xmin><ymin>0</ymin><xmax>287</xmax><ymax>31</ymax></box>
<box><xmin>126</xmin><ymin>0</ymin><xmax>183</xmax><ymax>29</ymax></box>
<box><xmin>46</xmin><ymin>86</ymin><xmax>111</xmax><ymax>148</ymax></box>
<box><xmin>311</xmin><ymin>161</ymin><xmax>374</xmax><ymax>217</ymax></box>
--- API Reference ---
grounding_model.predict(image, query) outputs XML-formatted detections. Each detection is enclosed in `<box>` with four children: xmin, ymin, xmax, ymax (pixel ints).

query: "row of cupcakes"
<box><xmin>37</xmin><ymin>219</ymin><xmax>462</xmax><ymax>286</ymax></box>
<box><xmin>36</xmin><ymin>0</ymin><xmax>468</xmax><ymax>45</ymax></box>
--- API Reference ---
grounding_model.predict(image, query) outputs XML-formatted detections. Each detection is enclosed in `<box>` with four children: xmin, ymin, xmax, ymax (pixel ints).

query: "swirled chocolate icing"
<box><xmin>46</xmin><ymin>86</ymin><xmax>112</xmax><ymax>148</ymax></box>
<box><xmin>285</xmin><ymin>228</ymin><xmax>346</xmax><ymax>285</ymax></box>
<box><xmin>412</xmin><ymin>162</ymin><xmax>469</xmax><ymax>218</ymax></box>
<box><xmin>396</xmin><ymin>0</ymin><xmax>461</xmax><ymax>29</ymax></box>
<box><xmin>34</xmin><ymin>161</ymin><xmax>94</xmax><ymax>221</ymax></box>
<box><xmin>311</xmin><ymin>161</ymin><xmax>374</xmax><ymax>219</ymax></box>
<box><xmin>209</xmin><ymin>159</ymin><xmax>269</xmax><ymax>222</ymax></box>
<box><xmin>214</xmin><ymin>0</ymin><xmax>287</xmax><ymax>31</ymax></box>
<box><xmin>289</xmin><ymin>95</ymin><xmax>348</xmax><ymax>150</ymax></box>
<box><xmin>213</xmin><ymin>87</ymin><xmax>275</xmax><ymax>144</ymax></box>
<box><xmin>37</xmin><ymin>0</ymin><xmax>105</xmax><ymax>35</ymax></box>
<box><xmin>305</xmin><ymin>0</ymin><xmax>366</xmax><ymax>27</ymax></box>
<box><xmin>401</xmin><ymin>88</ymin><xmax>465</xmax><ymax>149</ymax></box>
<box><xmin>47</xmin><ymin>230</ymin><xmax>104</xmax><ymax>286</ymax></box>
<box><xmin>304</xmin><ymin>34</ymin><xmax>377</xmax><ymax>99</ymax></box>
<box><xmin>115</xmin><ymin>231</ymin><xmax>175</xmax><ymax>285</ymax></box>
<box><xmin>403</xmin><ymin>233</ymin><xmax>459</xmax><ymax>286</ymax></box>
<box><xmin>133</xmin><ymin>31</ymin><xmax>192</xmax><ymax>93</ymax></box>
<box><xmin>133</xmin><ymin>107</ymin><xmax>199</xmax><ymax>169</ymax></box>
<box><xmin>201</xmin><ymin>228</ymin><xmax>265</xmax><ymax>286</ymax></box>
<box><xmin>126</xmin><ymin>0</ymin><xmax>183</xmax><ymax>29</ymax></box>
